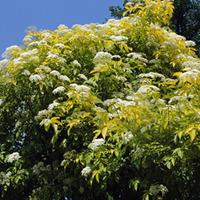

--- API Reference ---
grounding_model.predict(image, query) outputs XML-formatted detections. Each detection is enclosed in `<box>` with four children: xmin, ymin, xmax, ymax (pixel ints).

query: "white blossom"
<box><xmin>2</xmin><ymin>45</ymin><xmax>21</xmax><ymax>59</ymax></box>
<box><xmin>36</xmin><ymin>65</ymin><xmax>51</xmax><ymax>73</ymax></box>
<box><xmin>110</xmin><ymin>35</ymin><xmax>128</xmax><ymax>42</ymax></box>
<box><xmin>57</xmin><ymin>24</ymin><xmax>68</xmax><ymax>29</ymax></box>
<box><xmin>59</xmin><ymin>75</ymin><xmax>70</xmax><ymax>82</ymax></box>
<box><xmin>52</xmin><ymin>86</ymin><xmax>65</xmax><ymax>95</ymax></box>
<box><xmin>7</xmin><ymin>152</ymin><xmax>21</xmax><ymax>163</ymax></box>
<box><xmin>50</xmin><ymin>70</ymin><xmax>61</xmax><ymax>77</ymax></box>
<box><xmin>137</xmin><ymin>85</ymin><xmax>160</xmax><ymax>94</ymax></box>
<box><xmin>185</xmin><ymin>40</ymin><xmax>196</xmax><ymax>47</ymax></box>
<box><xmin>23</xmin><ymin>35</ymin><xmax>34</xmax><ymax>43</ymax></box>
<box><xmin>168</xmin><ymin>32</ymin><xmax>186</xmax><ymax>41</ymax></box>
<box><xmin>47</xmin><ymin>52</ymin><xmax>66</xmax><ymax>63</ymax></box>
<box><xmin>72</xmin><ymin>60</ymin><xmax>81</xmax><ymax>68</ymax></box>
<box><xmin>168</xmin><ymin>96</ymin><xmax>187</xmax><ymax>104</ymax></box>
<box><xmin>179</xmin><ymin>69</ymin><xmax>200</xmax><ymax>83</ymax></box>
<box><xmin>182</xmin><ymin>60</ymin><xmax>200</xmax><ymax>70</ymax></box>
<box><xmin>88</xmin><ymin>138</ymin><xmax>105</xmax><ymax>150</ymax></box>
<box><xmin>112</xmin><ymin>55</ymin><xmax>121</xmax><ymax>61</ymax></box>
<box><xmin>0</xmin><ymin>59</ymin><xmax>9</xmax><ymax>70</ymax></box>
<box><xmin>127</xmin><ymin>52</ymin><xmax>148</xmax><ymax>63</ymax></box>
<box><xmin>138</xmin><ymin>72</ymin><xmax>165</xmax><ymax>81</ymax></box>
<box><xmin>13</xmin><ymin>57</ymin><xmax>23</xmax><ymax>65</ymax></box>
<box><xmin>28</xmin><ymin>41</ymin><xmax>39</xmax><ymax>47</ymax></box>
<box><xmin>55</xmin><ymin>43</ymin><xmax>65</xmax><ymax>48</ymax></box>
<box><xmin>0</xmin><ymin>99</ymin><xmax>3</xmax><ymax>106</ymax></box>
<box><xmin>123</xmin><ymin>131</ymin><xmax>133</xmax><ymax>144</ymax></box>
<box><xmin>78</xmin><ymin>74</ymin><xmax>88</xmax><ymax>81</ymax></box>
<box><xmin>41</xmin><ymin>32</ymin><xmax>51</xmax><ymax>38</ymax></box>
<box><xmin>47</xmin><ymin>52</ymin><xmax>59</xmax><ymax>59</ymax></box>
<box><xmin>22</xmin><ymin>70</ymin><xmax>31</xmax><ymax>76</ymax></box>
<box><xmin>93</xmin><ymin>52</ymin><xmax>112</xmax><ymax>64</ymax></box>
<box><xmin>48</xmin><ymin>101</ymin><xmax>60</xmax><ymax>110</ymax></box>
<box><xmin>70</xmin><ymin>84</ymin><xmax>91</xmax><ymax>96</ymax></box>
<box><xmin>81</xmin><ymin>166</ymin><xmax>91</xmax><ymax>177</ymax></box>
<box><xmin>35</xmin><ymin>109</ymin><xmax>51</xmax><ymax>121</ymax></box>
<box><xmin>29</xmin><ymin>74</ymin><xmax>43</xmax><ymax>82</ymax></box>
<box><xmin>20</xmin><ymin>49</ymin><xmax>38</xmax><ymax>58</ymax></box>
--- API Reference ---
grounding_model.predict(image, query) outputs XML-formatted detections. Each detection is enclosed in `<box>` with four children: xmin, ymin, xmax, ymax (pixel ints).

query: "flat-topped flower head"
<box><xmin>48</xmin><ymin>101</ymin><xmax>60</xmax><ymax>110</ymax></box>
<box><xmin>139</xmin><ymin>72</ymin><xmax>165</xmax><ymax>81</ymax></box>
<box><xmin>137</xmin><ymin>85</ymin><xmax>160</xmax><ymax>94</ymax></box>
<box><xmin>110</xmin><ymin>35</ymin><xmax>128</xmax><ymax>42</ymax></box>
<box><xmin>2</xmin><ymin>45</ymin><xmax>21</xmax><ymax>59</ymax></box>
<box><xmin>50</xmin><ymin>70</ymin><xmax>61</xmax><ymax>77</ymax></box>
<box><xmin>72</xmin><ymin>60</ymin><xmax>81</xmax><ymax>68</ymax></box>
<box><xmin>52</xmin><ymin>86</ymin><xmax>65</xmax><ymax>95</ymax></box>
<box><xmin>81</xmin><ymin>166</ymin><xmax>91</xmax><ymax>177</ymax></box>
<box><xmin>59</xmin><ymin>75</ymin><xmax>70</xmax><ymax>82</ymax></box>
<box><xmin>29</xmin><ymin>74</ymin><xmax>43</xmax><ymax>82</ymax></box>
<box><xmin>88</xmin><ymin>138</ymin><xmax>105</xmax><ymax>150</ymax></box>
<box><xmin>93</xmin><ymin>51</ymin><xmax>112</xmax><ymax>64</ymax></box>
<box><xmin>7</xmin><ymin>152</ymin><xmax>21</xmax><ymax>163</ymax></box>
<box><xmin>0</xmin><ymin>59</ymin><xmax>9</xmax><ymax>70</ymax></box>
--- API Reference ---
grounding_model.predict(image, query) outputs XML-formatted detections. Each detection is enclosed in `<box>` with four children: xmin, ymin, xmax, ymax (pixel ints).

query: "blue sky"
<box><xmin>0</xmin><ymin>0</ymin><xmax>123</xmax><ymax>55</ymax></box>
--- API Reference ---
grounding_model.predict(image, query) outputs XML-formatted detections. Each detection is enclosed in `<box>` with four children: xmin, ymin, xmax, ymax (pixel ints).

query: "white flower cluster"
<box><xmin>168</xmin><ymin>32</ymin><xmax>186</xmax><ymax>41</ymax></box>
<box><xmin>20</xmin><ymin>49</ymin><xmax>38</xmax><ymax>58</ymax></box>
<box><xmin>35</xmin><ymin>65</ymin><xmax>51</xmax><ymax>73</ymax></box>
<box><xmin>81</xmin><ymin>166</ymin><xmax>91</xmax><ymax>177</ymax></box>
<box><xmin>33</xmin><ymin>162</ymin><xmax>46</xmax><ymax>175</ymax></box>
<box><xmin>41</xmin><ymin>32</ymin><xmax>51</xmax><ymax>39</ymax></box>
<box><xmin>72</xmin><ymin>60</ymin><xmax>81</xmax><ymax>68</ymax></box>
<box><xmin>59</xmin><ymin>75</ymin><xmax>70</xmax><ymax>82</ymax></box>
<box><xmin>168</xmin><ymin>96</ymin><xmax>187</xmax><ymax>105</ymax></box>
<box><xmin>35</xmin><ymin>109</ymin><xmax>51</xmax><ymax>121</ymax></box>
<box><xmin>47</xmin><ymin>52</ymin><xmax>66</xmax><ymax>63</ymax></box>
<box><xmin>110</xmin><ymin>35</ymin><xmax>128</xmax><ymax>42</ymax></box>
<box><xmin>23</xmin><ymin>35</ymin><xmax>34</xmax><ymax>43</ymax></box>
<box><xmin>179</xmin><ymin>69</ymin><xmax>200</xmax><ymax>83</ymax></box>
<box><xmin>0</xmin><ymin>99</ymin><xmax>3</xmax><ymax>106</ymax></box>
<box><xmin>78</xmin><ymin>74</ymin><xmax>88</xmax><ymax>81</ymax></box>
<box><xmin>88</xmin><ymin>138</ymin><xmax>105</xmax><ymax>150</ymax></box>
<box><xmin>138</xmin><ymin>72</ymin><xmax>165</xmax><ymax>81</ymax></box>
<box><xmin>182</xmin><ymin>60</ymin><xmax>200</xmax><ymax>70</ymax></box>
<box><xmin>22</xmin><ymin>70</ymin><xmax>31</xmax><ymax>76</ymax></box>
<box><xmin>56</xmin><ymin>24</ymin><xmax>69</xmax><ymax>35</ymax></box>
<box><xmin>185</xmin><ymin>40</ymin><xmax>196</xmax><ymax>47</ymax></box>
<box><xmin>123</xmin><ymin>131</ymin><xmax>133</xmax><ymax>144</ymax></box>
<box><xmin>55</xmin><ymin>43</ymin><xmax>65</xmax><ymax>48</ymax></box>
<box><xmin>2</xmin><ymin>45</ymin><xmax>21</xmax><ymax>59</ymax></box>
<box><xmin>137</xmin><ymin>85</ymin><xmax>160</xmax><ymax>94</ymax></box>
<box><xmin>52</xmin><ymin>86</ymin><xmax>65</xmax><ymax>95</ymax></box>
<box><xmin>70</xmin><ymin>84</ymin><xmax>91</xmax><ymax>97</ymax></box>
<box><xmin>7</xmin><ymin>152</ymin><xmax>21</xmax><ymax>163</ymax></box>
<box><xmin>0</xmin><ymin>59</ymin><xmax>9</xmax><ymax>70</ymax></box>
<box><xmin>93</xmin><ymin>52</ymin><xmax>112</xmax><ymax>64</ymax></box>
<box><xmin>127</xmin><ymin>52</ymin><xmax>148</xmax><ymax>63</ymax></box>
<box><xmin>29</xmin><ymin>74</ymin><xmax>43</xmax><ymax>82</ymax></box>
<box><xmin>13</xmin><ymin>57</ymin><xmax>22</xmax><ymax>65</ymax></box>
<box><xmin>104</xmin><ymin>98</ymin><xmax>135</xmax><ymax>107</ymax></box>
<box><xmin>50</xmin><ymin>70</ymin><xmax>61</xmax><ymax>77</ymax></box>
<box><xmin>48</xmin><ymin>101</ymin><xmax>60</xmax><ymax>110</ymax></box>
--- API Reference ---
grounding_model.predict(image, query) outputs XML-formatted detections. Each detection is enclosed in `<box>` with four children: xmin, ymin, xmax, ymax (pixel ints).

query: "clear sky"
<box><xmin>0</xmin><ymin>0</ymin><xmax>123</xmax><ymax>55</ymax></box>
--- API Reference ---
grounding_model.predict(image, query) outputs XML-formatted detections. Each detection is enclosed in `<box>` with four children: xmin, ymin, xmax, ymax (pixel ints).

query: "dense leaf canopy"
<box><xmin>0</xmin><ymin>0</ymin><xmax>200</xmax><ymax>199</ymax></box>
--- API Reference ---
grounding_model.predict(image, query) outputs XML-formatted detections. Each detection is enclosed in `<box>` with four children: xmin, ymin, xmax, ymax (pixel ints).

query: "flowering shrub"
<box><xmin>0</xmin><ymin>0</ymin><xmax>200</xmax><ymax>199</ymax></box>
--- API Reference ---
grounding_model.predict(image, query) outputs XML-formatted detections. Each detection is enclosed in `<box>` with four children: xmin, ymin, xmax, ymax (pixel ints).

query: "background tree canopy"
<box><xmin>110</xmin><ymin>0</ymin><xmax>200</xmax><ymax>52</ymax></box>
<box><xmin>0</xmin><ymin>0</ymin><xmax>200</xmax><ymax>199</ymax></box>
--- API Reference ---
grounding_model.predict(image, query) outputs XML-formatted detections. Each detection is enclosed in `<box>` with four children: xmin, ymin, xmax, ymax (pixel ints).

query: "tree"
<box><xmin>0</xmin><ymin>0</ymin><xmax>200</xmax><ymax>199</ymax></box>
<box><xmin>110</xmin><ymin>0</ymin><xmax>200</xmax><ymax>50</ymax></box>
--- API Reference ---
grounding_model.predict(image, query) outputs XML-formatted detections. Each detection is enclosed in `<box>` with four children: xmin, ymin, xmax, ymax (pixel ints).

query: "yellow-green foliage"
<box><xmin>0</xmin><ymin>1</ymin><xmax>200</xmax><ymax>199</ymax></box>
